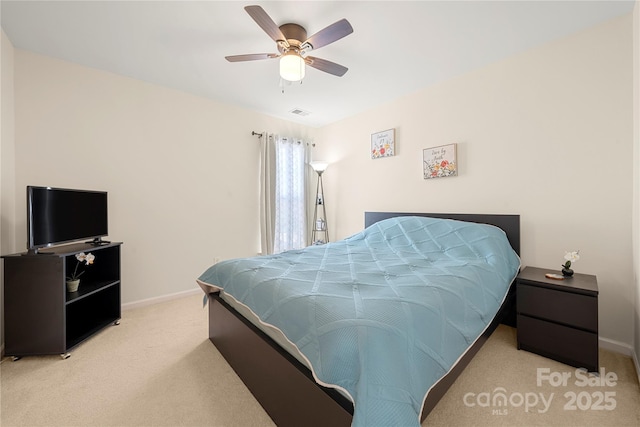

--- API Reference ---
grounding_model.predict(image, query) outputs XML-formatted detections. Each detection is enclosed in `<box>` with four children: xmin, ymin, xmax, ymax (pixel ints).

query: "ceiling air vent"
<box><xmin>290</xmin><ymin>108</ymin><xmax>310</xmax><ymax>116</ymax></box>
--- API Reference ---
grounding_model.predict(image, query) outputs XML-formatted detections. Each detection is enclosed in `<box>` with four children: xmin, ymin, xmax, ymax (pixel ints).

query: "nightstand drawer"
<box><xmin>518</xmin><ymin>315</ymin><xmax>598</xmax><ymax>371</ymax></box>
<box><xmin>517</xmin><ymin>283</ymin><xmax>597</xmax><ymax>331</ymax></box>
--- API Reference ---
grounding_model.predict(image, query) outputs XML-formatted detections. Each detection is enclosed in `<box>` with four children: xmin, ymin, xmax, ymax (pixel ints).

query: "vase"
<box><xmin>561</xmin><ymin>267</ymin><xmax>574</xmax><ymax>277</ymax></box>
<box><xmin>66</xmin><ymin>279</ymin><xmax>80</xmax><ymax>292</ymax></box>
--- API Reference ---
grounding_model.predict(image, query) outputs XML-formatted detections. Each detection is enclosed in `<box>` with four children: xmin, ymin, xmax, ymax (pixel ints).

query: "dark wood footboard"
<box><xmin>208</xmin><ymin>287</ymin><xmax>513</xmax><ymax>425</ymax></box>
<box><xmin>209</xmin><ymin>293</ymin><xmax>353</xmax><ymax>427</ymax></box>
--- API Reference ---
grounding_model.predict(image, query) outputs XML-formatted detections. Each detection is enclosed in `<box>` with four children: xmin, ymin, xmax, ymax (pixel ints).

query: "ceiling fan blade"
<box><xmin>244</xmin><ymin>5</ymin><xmax>287</xmax><ymax>44</ymax></box>
<box><xmin>305</xmin><ymin>56</ymin><xmax>348</xmax><ymax>77</ymax></box>
<box><xmin>304</xmin><ymin>19</ymin><xmax>353</xmax><ymax>50</ymax></box>
<box><xmin>225</xmin><ymin>53</ymin><xmax>278</xmax><ymax>62</ymax></box>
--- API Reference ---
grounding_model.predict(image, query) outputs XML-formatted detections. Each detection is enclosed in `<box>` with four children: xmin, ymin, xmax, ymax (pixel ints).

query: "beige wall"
<box><xmin>315</xmin><ymin>15</ymin><xmax>634</xmax><ymax>348</ymax></box>
<box><xmin>12</xmin><ymin>50</ymin><xmax>315</xmax><ymax>304</ymax></box>
<box><xmin>633</xmin><ymin>0</ymin><xmax>640</xmax><ymax>373</ymax></box>
<box><xmin>1</xmin><ymin>30</ymin><xmax>16</xmax><ymax>353</ymax></box>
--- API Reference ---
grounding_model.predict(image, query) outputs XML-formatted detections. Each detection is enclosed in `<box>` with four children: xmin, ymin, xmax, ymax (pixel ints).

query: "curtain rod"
<box><xmin>252</xmin><ymin>131</ymin><xmax>315</xmax><ymax>147</ymax></box>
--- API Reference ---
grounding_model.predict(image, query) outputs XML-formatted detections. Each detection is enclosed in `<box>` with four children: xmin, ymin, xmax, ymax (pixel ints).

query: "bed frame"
<box><xmin>206</xmin><ymin>212</ymin><xmax>520</xmax><ymax>426</ymax></box>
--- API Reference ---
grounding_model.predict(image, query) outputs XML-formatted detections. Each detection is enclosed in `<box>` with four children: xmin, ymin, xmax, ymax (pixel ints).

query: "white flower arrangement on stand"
<box><xmin>66</xmin><ymin>252</ymin><xmax>95</xmax><ymax>292</ymax></box>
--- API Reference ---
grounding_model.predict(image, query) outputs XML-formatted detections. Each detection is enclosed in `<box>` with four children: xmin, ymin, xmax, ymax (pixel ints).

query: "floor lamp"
<box><xmin>310</xmin><ymin>161</ymin><xmax>329</xmax><ymax>245</ymax></box>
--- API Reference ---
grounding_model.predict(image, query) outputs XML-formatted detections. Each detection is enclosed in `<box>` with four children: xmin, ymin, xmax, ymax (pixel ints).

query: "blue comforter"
<box><xmin>197</xmin><ymin>216</ymin><xmax>520</xmax><ymax>426</ymax></box>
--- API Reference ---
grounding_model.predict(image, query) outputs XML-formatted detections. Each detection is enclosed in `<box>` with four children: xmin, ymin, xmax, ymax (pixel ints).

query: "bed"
<box><xmin>197</xmin><ymin>212</ymin><xmax>520</xmax><ymax>426</ymax></box>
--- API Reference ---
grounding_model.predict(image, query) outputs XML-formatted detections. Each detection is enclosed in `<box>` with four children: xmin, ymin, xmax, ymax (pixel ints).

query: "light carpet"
<box><xmin>1</xmin><ymin>293</ymin><xmax>638</xmax><ymax>426</ymax></box>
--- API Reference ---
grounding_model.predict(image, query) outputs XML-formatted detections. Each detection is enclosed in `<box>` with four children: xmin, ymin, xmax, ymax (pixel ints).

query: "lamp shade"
<box><xmin>280</xmin><ymin>51</ymin><xmax>306</xmax><ymax>82</ymax></box>
<box><xmin>310</xmin><ymin>161</ymin><xmax>329</xmax><ymax>173</ymax></box>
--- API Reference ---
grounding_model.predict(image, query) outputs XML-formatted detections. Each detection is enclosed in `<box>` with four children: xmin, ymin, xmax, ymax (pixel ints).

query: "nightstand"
<box><xmin>516</xmin><ymin>266</ymin><xmax>598</xmax><ymax>372</ymax></box>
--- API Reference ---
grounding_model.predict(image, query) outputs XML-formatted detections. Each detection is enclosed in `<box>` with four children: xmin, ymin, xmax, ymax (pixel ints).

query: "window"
<box><xmin>260</xmin><ymin>134</ymin><xmax>307</xmax><ymax>254</ymax></box>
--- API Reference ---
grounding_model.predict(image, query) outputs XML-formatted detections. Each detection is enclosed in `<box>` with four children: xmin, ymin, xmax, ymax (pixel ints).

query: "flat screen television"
<box><xmin>27</xmin><ymin>186</ymin><xmax>108</xmax><ymax>253</ymax></box>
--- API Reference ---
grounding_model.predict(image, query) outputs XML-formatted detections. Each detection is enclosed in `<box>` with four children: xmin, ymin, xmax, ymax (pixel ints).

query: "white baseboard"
<box><xmin>633</xmin><ymin>349</ymin><xmax>640</xmax><ymax>385</ymax></box>
<box><xmin>599</xmin><ymin>336</ymin><xmax>633</xmax><ymax>356</ymax></box>
<box><xmin>122</xmin><ymin>288</ymin><xmax>201</xmax><ymax>311</ymax></box>
<box><xmin>600</xmin><ymin>336</ymin><xmax>640</xmax><ymax>384</ymax></box>
<box><xmin>597</xmin><ymin>337</ymin><xmax>640</xmax><ymax>383</ymax></box>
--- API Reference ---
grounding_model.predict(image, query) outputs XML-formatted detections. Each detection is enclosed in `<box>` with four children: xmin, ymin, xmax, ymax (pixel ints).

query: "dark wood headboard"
<box><xmin>364</xmin><ymin>212</ymin><xmax>521</xmax><ymax>256</ymax></box>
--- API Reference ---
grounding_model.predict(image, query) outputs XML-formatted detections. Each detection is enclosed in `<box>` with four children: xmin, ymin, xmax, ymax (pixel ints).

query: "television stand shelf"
<box><xmin>2</xmin><ymin>242</ymin><xmax>122</xmax><ymax>359</ymax></box>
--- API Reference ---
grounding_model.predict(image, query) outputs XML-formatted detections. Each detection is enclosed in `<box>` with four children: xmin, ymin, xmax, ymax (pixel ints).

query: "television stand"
<box><xmin>2</xmin><ymin>241</ymin><xmax>123</xmax><ymax>359</ymax></box>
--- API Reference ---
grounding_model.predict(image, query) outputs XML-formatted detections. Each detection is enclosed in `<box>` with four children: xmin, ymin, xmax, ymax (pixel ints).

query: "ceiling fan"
<box><xmin>225</xmin><ymin>5</ymin><xmax>354</xmax><ymax>82</ymax></box>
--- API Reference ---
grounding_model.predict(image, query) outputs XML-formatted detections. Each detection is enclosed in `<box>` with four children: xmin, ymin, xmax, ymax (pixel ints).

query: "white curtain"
<box><xmin>259</xmin><ymin>133</ymin><xmax>276</xmax><ymax>255</ymax></box>
<box><xmin>260</xmin><ymin>134</ymin><xmax>307</xmax><ymax>254</ymax></box>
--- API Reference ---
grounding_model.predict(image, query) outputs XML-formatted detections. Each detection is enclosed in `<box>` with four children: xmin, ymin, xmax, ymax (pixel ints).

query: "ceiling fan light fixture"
<box><xmin>280</xmin><ymin>51</ymin><xmax>305</xmax><ymax>82</ymax></box>
<box><xmin>227</xmin><ymin>6</ymin><xmax>353</xmax><ymax>82</ymax></box>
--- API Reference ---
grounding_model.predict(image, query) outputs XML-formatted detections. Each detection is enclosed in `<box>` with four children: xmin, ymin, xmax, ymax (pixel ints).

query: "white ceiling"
<box><xmin>1</xmin><ymin>1</ymin><xmax>635</xmax><ymax>127</ymax></box>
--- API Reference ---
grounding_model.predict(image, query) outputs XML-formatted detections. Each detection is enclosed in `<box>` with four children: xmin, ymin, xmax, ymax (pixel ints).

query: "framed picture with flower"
<box><xmin>423</xmin><ymin>143</ymin><xmax>457</xmax><ymax>179</ymax></box>
<box><xmin>371</xmin><ymin>128</ymin><xmax>395</xmax><ymax>159</ymax></box>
